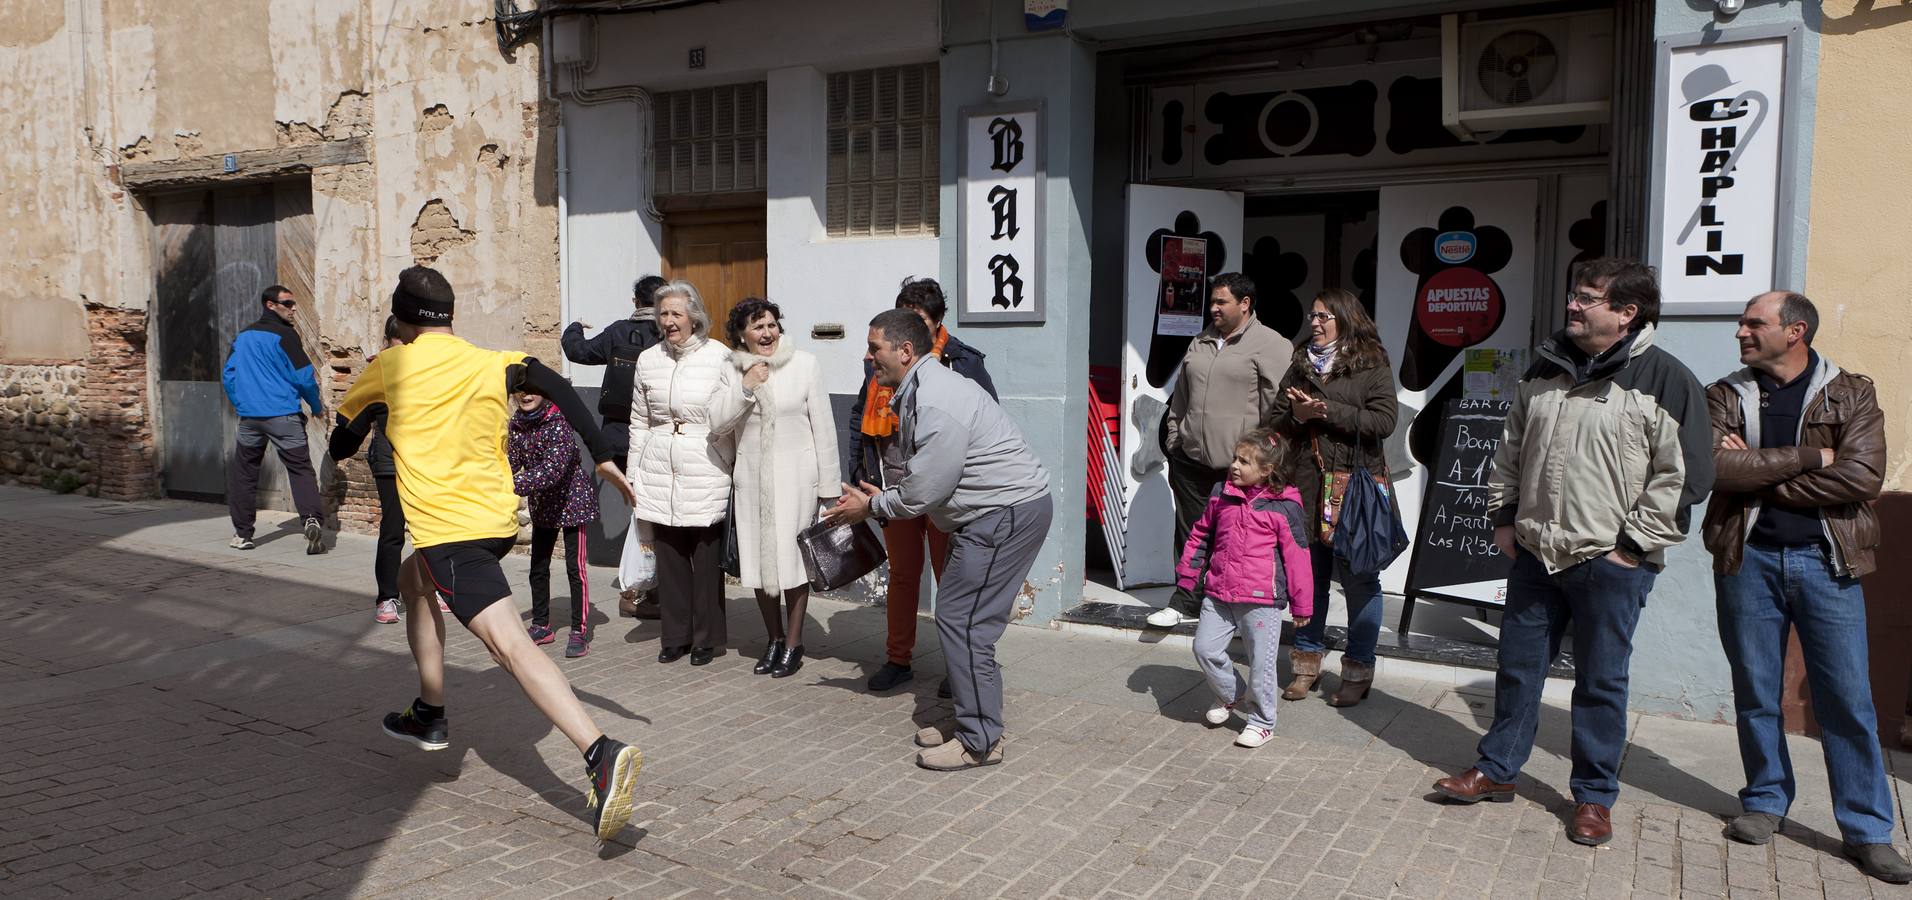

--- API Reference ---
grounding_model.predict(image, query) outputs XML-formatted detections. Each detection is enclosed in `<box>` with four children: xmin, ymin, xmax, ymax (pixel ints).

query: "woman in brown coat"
<box><xmin>1267</xmin><ymin>289</ymin><xmax>1398</xmax><ymax>707</ymax></box>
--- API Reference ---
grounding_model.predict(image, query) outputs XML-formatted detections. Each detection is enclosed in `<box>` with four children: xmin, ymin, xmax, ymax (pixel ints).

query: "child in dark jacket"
<box><xmin>1176</xmin><ymin>427</ymin><xmax>1314</xmax><ymax>749</ymax></box>
<box><xmin>370</xmin><ymin>317</ymin><xmax>407</xmax><ymax>624</ymax></box>
<box><xmin>507</xmin><ymin>391</ymin><xmax>600</xmax><ymax>658</ymax></box>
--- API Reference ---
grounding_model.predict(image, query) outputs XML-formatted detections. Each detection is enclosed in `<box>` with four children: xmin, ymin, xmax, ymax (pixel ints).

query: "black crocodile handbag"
<box><xmin>796</xmin><ymin>518</ymin><xmax>886</xmax><ymax>591</ymax></box>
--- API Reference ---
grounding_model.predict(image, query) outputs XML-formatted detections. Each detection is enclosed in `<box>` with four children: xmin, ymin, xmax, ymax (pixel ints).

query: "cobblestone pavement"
<box><xmin>2</xmin><ymin>486</ymin><xmax>1910</xmax><ymax>899</ymax></box>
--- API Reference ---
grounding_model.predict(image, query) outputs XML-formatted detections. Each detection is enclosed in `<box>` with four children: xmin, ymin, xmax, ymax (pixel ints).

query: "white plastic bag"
<box><xmin>614</xmin><ymin>515</ymin><xmax>657</xmax><ymax>593</ymax></box>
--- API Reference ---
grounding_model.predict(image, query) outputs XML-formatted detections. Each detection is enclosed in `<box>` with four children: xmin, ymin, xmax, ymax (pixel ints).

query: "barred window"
<box><xmin>827</xmin><ymin>64</ymin><xmax>939</xmax><ymax>238</ymax></box>
<box><xmin>653</xmin><ymin>82</ymin><xmax>767</xmax><ymax>196</ymax></box>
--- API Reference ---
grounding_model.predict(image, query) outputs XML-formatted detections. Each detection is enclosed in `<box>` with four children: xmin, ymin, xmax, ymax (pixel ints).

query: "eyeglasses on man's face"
<box><xmin>1564</xmin><ymin>290</ymin><xmax>1609</xmax><ymax>310</ymax></box>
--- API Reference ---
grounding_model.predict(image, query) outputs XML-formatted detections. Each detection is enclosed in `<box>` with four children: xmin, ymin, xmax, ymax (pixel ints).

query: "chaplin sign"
<box><xmin>960</xmin><ymin>102</ymin><xmax>1044</xmax><ymax>324</ymax></box>
<box><xmin>1651</xmin><ymin>29</ymin><xmax>1797</xmax><ymax>314</ymax></box>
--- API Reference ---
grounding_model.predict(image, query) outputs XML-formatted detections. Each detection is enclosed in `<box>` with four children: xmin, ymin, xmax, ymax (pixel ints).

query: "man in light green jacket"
<box><xmin>1150</xmin><ymin>272</ymin><xmax>1292</xmax><ymax>628</ymax></box>
<box><xmin>1433</xmin><ymin>258</ymin><xmax>1713</xmax><ymax>850</ymax></box>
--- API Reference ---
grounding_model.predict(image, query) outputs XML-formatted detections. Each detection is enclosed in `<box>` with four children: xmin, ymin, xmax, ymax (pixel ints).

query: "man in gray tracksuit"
<box><xmin>828</xmin><ymin>308</ymin><xmax>1053</xmax><ymax>772</ymax></box>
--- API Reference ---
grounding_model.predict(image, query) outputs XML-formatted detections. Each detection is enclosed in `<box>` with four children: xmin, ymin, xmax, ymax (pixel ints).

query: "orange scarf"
<box><xmin>859</xmin><ymin>325</ymin><xmax>951</xmax><ymax>437</ymax></box>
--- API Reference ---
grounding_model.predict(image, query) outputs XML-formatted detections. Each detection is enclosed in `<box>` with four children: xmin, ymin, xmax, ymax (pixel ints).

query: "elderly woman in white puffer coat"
<box><xmin>628</xmin><ymin>281</ymin><xmax>756</xmax><ymax>667</ymax></box>
<box><xmin>724</xmin><ymin>297</ymin><xmax>842</xmax><ymax>680</ymax></box>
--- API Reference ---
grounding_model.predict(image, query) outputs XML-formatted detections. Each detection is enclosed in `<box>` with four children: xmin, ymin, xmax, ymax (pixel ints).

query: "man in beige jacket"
<box><xmin>1150</xmin><ymin>272</ymin><xmax>1291</xmax><ymax>627</ymax></box>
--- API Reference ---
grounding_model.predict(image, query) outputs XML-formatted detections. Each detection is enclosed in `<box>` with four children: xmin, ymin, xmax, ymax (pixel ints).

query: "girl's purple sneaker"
<box><xmin>565</xmin><ymin>629</ymin><xmax>590</xmax><ymax>658</ymax></box>
<box><xmin>527</xmin><ymin>624</ymin><xmax>556</xmax><ymax>645</ymax></box>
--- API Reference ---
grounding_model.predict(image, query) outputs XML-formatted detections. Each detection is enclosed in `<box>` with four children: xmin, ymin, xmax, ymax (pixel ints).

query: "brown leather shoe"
<box><xmin>631</xmin><ymin>595</ymin><xmax>661</xmax><ymax>620</ymax></box>
<box><xmin>1432</xmin><ymin>768</ymin><xmax>1517</xmax><ymax>804</ymax></box>
<box><xmin>1283</xmin><ymin>650</ymin><xmax>1324</xmax><ymax>700</ymax></box>
<box><xmin>1569</xmin><ymin>803</ymin><xmax>1613</xmax><ymax>846</ymax></box>
<box><xmin>618</xmin><ymin>590</ymin><xmax>639</xmax><ymax>618</ymax></box>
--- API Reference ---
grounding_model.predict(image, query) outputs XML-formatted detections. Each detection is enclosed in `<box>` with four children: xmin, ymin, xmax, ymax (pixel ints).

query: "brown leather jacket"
<box><xmin>1267</xmin><ymin>348</ymin><xmax>1398</xmax><ymax>537</ymax></box>
<box><xmin>1702</xmin><ymin>358</ymin><xmax>1885</xmax><ymax>577</ymax></box>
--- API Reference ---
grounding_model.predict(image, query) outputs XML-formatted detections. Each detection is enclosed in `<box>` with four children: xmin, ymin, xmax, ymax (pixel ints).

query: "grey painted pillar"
<box><xmin>937</xmin><ymin>31</ymin><xmax>1096</xmax><ymax>623</ymax></box>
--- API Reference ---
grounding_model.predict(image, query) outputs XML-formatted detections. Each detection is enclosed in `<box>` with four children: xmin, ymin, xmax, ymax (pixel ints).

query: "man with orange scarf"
<box><xmin>849</xmin><ymin>278</ymin><xmax>998</xmax><ymax>693</ymax></box>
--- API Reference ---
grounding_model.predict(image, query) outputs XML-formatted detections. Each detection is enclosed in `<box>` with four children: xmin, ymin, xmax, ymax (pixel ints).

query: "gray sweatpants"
<box><xmin>1193</xmin><ymin>598</ymin><xmax>1284</xmax><ymax>731</ymax></box>
<box><xmin>936</xmin><ymin>494</ymin><xmax>1054</xmax><ymax>754</ymax></box>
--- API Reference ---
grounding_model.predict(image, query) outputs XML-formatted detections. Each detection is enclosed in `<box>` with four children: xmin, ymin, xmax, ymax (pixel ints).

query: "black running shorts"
<box><xmin>417</xmin><ymin>537</ymin><xmax>517</xmax><ymax>626</ymax></box>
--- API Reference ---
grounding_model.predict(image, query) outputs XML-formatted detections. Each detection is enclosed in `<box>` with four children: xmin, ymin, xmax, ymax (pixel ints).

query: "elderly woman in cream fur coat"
<box><xmin>725</xmin><ymin>297</ymin><xmax>842</xmax><ymax>679</ymax></box>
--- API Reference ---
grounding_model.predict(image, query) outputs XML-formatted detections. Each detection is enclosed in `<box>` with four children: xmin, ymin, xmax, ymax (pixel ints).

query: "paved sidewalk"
<box><xmin>1</xmin><ymin>485</ymin><xmax>1909</xmax><ymax>899</ymax></box>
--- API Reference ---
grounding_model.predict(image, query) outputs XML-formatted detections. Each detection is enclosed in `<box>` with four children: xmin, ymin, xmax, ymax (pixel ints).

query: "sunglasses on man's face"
<box><xmin>271</xmin><ymin>298</ymin><xmax>298</xmax><ymax>308</ymax></box>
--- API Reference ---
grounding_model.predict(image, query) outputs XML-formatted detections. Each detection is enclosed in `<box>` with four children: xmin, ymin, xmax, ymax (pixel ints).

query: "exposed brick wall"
<box><xmin>321</xmin><ymin>349</ymin><xmax>380</xmax><ymax>535</ymax></box>
<box><xmin>81</xmin><ymin>302</ymin><xmax>156</xmax><ymax>501</ymax></box>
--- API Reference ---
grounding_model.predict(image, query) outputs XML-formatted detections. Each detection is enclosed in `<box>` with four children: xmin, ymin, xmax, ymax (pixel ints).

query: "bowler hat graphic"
<box><xmin>1680</xmin><ymin>64</ymin><xmax>1739</xmax><ymax>105</ymax></box>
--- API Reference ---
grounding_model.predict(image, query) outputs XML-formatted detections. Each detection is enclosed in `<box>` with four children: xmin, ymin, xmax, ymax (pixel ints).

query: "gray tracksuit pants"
<box><xmin>936</xmin><ymin>494</ymin><xmax>1054</xmax><ymax>754</ymax></box>
<box><xmin>1193</xmin><ymin>598</ymin><xmax>1284</xmax><ymax>731</ymax></box>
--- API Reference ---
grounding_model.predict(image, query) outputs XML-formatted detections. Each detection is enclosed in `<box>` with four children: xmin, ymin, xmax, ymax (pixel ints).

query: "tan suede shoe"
<box><xmin>916</xmin><ymin>738</ymin><xmax>1003</xmax><ymax>771</ymax></box>
<box><xmin>914</xmin><ymin>719</ymin><xmax>957</xmax><ymax>748</ymax></box>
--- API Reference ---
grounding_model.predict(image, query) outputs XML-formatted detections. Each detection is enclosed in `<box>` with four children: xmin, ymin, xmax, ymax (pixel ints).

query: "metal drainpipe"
<box><xmin>565</xmin><ymin>70</ymin><xmax>663</xmax><ymax>223</ymax></box>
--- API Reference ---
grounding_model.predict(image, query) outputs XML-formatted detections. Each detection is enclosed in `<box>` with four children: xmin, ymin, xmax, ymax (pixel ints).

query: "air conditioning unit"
<box><xmin>1441</xmin><ymin>11</ymin><xmax>1613</xmax><ymax>139</ymax></box>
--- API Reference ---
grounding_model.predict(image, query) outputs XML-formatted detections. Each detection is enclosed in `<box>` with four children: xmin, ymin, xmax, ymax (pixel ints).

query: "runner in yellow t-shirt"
<box><xmin>329</xmin><ymin>266</ymin><xmax>643</xmax><ymax>842</ymax></box>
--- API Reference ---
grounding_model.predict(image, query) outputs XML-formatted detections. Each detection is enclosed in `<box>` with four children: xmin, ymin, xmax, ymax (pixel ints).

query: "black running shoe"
<box><xmin>304</xmin><ymin>517</ymin><xmax>326</xmax><ymax>555</ymax></box>
<box><xmin>585</xmin><ymin>739</ymin><xmax>643</xmax><ymax>841</ymax></box>
<box><xmin>867</xmin><ymin>662</ymin><xmax>914</xmax><ymax>692</ymax></box>
<box><xmin>381</xmin><ymin>703</ymin><xmax>448</xmax><ymax>751</ymax></box>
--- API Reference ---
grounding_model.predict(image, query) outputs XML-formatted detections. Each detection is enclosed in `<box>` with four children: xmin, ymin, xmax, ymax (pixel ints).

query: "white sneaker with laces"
<box><xmin>1146</xmin><ymin>607</ymin><xmax>1195</xmax><ymax>628</ymax></box>
<box><xmin>1205</xmin><ymin>701</ymin><xmax>1237</xmax><ymax>726</ymax></box>
<box><xmin>1235</xmin><ymin>725</ymin><xmax>1274</xmax><ymax>748</ymax></box>
<box><xmin>228</xmin><ymin>535</ymin><xmax>255</xmax><ymax>550</ymax></box>
<box><xmin>374</xmin><ymin>599</ymin><xmax>400</xmax><ymax>624</ymax></box>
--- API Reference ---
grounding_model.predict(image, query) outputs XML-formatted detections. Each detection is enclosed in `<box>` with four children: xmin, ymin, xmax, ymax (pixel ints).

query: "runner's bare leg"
<box><xmin>399</xmin><ymin>552</ymin><xmax>447</xmax><ymax>707</ymax></box>
<box><xmin>463</xmin><ymin>598</ymin><xmax>604</xmax><ymax>752</ymax></box>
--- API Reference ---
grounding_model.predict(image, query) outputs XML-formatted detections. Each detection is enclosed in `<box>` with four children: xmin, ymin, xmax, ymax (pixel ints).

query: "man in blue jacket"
<box><xmin>222</xmin><ymin>285</ymin><xmax>327</xmax><ymax>554</ymax></box>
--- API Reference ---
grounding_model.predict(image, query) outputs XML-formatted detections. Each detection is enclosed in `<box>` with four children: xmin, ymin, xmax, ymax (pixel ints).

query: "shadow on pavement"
<box><xmin>1351</xmin><ymin>677</ymin><xmax>1847</xmax><ymax>854</ymax></box>
<box><xmin>0</xmin><ymin>507</ymin><xmax>654</xmax><ymax>897</ymax></box>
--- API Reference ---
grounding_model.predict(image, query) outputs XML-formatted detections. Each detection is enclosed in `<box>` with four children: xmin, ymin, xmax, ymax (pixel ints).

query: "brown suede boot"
<box><xmin>1283</xmin><ymin>650</ymin><xmax>1324</xmax><ymax>700</ymax></box>
<box><xmin>1330</xmin><ymin>659</ymin><xmax>1374</xmax><ymax>707</ymax></box>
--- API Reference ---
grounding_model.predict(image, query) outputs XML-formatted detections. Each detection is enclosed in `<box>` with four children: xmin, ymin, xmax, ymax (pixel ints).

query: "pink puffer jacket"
<box><xmin>1175</xmin><ymin>482</ymin><xmax>1314</xmax><ymax>616</ymax></box>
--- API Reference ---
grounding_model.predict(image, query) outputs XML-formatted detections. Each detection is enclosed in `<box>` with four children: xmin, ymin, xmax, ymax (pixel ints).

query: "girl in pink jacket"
<box><xmin>1176</xmin><ymin>428</ymin><xmax>1315</xmax><ymax>748</ymax></box>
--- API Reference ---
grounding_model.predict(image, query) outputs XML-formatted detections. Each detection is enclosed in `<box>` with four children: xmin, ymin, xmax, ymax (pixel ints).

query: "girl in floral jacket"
<box><xmin>507</xmin><ymin>391</ymin><xmax>599</xmax><ymax>658</ymax></box>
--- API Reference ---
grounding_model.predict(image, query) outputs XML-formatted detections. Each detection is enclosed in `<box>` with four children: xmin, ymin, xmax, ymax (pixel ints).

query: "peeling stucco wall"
<box><xmin>1804</xmin><ymin>2</ymin><xmax>1912</xmax><ymax>491</ymax></box>
<box><xmin>0</xmin><ymin>1</ymin><xmax>557</xmax><ymax>521</ymax></box>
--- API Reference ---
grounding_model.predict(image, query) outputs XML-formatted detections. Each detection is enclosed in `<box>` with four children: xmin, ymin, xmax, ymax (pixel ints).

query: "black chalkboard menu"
<box><xmin>1400</xmin><ymin>398</ymin><xmax>1515</xmax><ymax>634</ymax></box>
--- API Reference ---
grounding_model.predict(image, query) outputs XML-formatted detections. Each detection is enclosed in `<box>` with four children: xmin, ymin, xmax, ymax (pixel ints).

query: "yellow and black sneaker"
<box><xmin>381</xmin><ymin>702</ymin><xmax>448</xmax><ymax>751</ymax></box>
<box><xmin>584</xmin><ymin>739</ymin><xmax>642</xmax><ymax>841</ymax></box>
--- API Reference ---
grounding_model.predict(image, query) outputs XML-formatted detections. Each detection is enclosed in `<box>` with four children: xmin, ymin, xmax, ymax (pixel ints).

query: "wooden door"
<box><xmin>663</xmin><ymin>209</ymin><xmax>766</xmax><ymax>346</ymax></box>
<box><xmin>151</xmin><ymin>179</ymin><xmax>316</xmax><ymax>504</ymax></box>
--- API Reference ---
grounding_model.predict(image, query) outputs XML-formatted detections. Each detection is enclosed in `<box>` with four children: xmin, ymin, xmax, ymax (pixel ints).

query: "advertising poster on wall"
<box><xmin>1374</xmin><ymin>179</ymin><xmax>1536</xmax><ymax>593</ymax></box>
<box><xmin>1155</xmin><ymin>236</ymin><xmax>1208</xmax><ymax>337</ymax></box>
<box><xmin>1462</xmin><ymin>348</ymin><xmax>1528</xmax><ymax>402</ymax></box>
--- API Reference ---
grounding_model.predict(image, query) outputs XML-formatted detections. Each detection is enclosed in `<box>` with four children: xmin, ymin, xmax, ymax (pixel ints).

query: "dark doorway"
<box><xmin>150</xmin><ymin>180</ymin><xmax>317</xmax><ymax>506</ymax></box>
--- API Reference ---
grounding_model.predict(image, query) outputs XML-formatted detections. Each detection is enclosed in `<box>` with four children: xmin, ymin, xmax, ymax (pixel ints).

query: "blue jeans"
<box><xmin>1292</xmin><ymin>544</ymin><xmax>1386</xmax><ymax>665</ymax></box>
<box><xmin>1716</xmin><ymin>542</ymin><xmax>1896</xmax><ymax>845</ymax></box>
<box><xmin>1475</xmin><ymin>549</ymin><xmax>1654</xmax><ymax>807</ymax></box>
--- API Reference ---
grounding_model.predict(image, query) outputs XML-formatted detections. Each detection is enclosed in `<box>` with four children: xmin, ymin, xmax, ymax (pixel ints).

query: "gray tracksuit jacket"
<box><xmin>868</xmin><ymin>357</ymin><xmax>1050</xmax><ymax>533</ymax></box>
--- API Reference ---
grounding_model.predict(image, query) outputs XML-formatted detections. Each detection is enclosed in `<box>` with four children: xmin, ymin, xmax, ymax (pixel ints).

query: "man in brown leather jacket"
<box><xmin>1703</xmin><ymin>290</ymin><xmax>1909</xmax><ymax>884</ymax></box>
